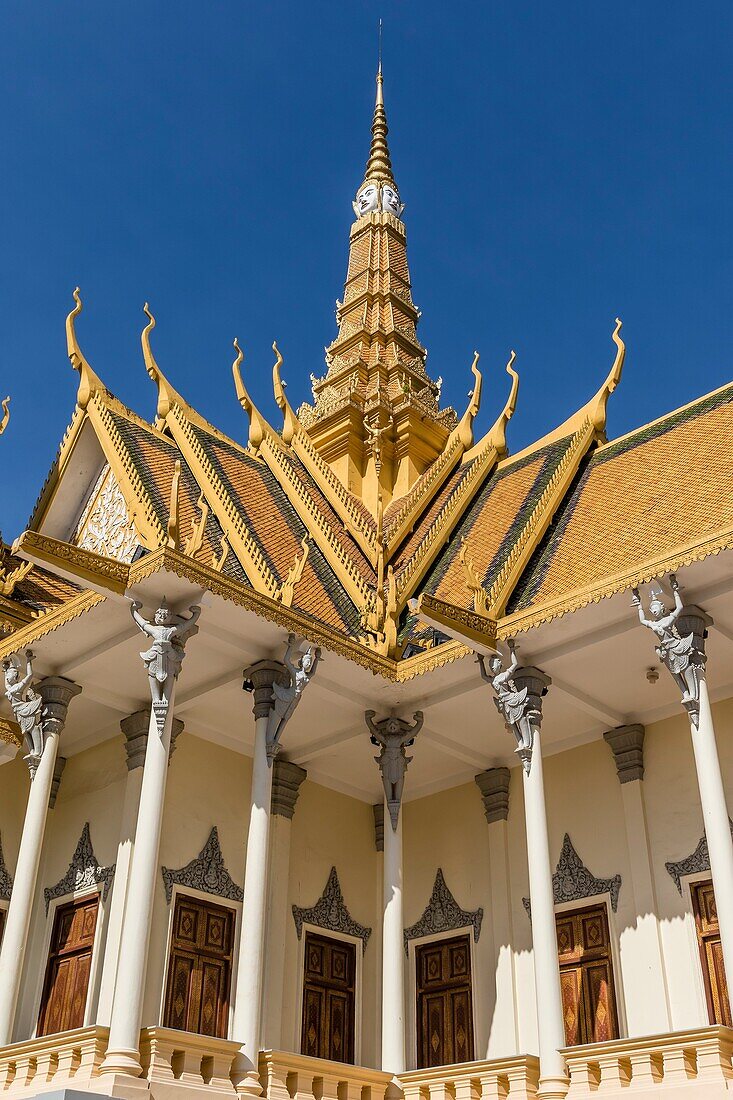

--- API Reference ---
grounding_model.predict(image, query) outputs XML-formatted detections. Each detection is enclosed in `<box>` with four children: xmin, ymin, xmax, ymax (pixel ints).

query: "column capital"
<box><xmin>604</xmin><ymin>723</ymin><xmax>645</xmax><ymax>783</ymax></box>
<box><xmin>365</xmin><ymin>710</ymin><xmax>423</xmax><ymax>830</ymax></box>
<box><xmin>271</xmin><ymin>759</ymin><xmax>307</xmax><ymax>819</ymax></box>
<box><xmin>475</xmin><ymin>767</ymin><xmax>511</xmax><ymax>822</ymax></box>
<box><xmin>38</xmin><ymin>676</ymin><xmax>82</xmax><ymax>735</ymax></box>
<box><xmin>120</xmin><ymin>708</ymin><xmax>184</xmax><ymax>770</ymax></box>
<box><xmin>242</xmin><ymin>659</ymin><xmax>289</xmax><ymax>719</ymax></box>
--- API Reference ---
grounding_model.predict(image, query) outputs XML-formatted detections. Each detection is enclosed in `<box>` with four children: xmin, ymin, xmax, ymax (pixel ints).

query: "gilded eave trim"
<box><xmin>13</xmin><ymin>530</ymin><xmax>130</xmax><ymax>595</ymax></box>
<box><xmin>500</xmin><ymin>522</ymin><xmax>733</xmax><ymax>636</ymax></box>
<box><xmin>0</xmin><ymin>590</ymin><xmax>105</xmax><ymax>662</ymax></box>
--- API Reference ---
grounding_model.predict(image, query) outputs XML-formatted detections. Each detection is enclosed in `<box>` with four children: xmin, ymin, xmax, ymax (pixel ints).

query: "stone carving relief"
<box><xmin>632</xmin><ymin>575</ymin><xmax>709</xmax><ymax>727</ymax></box>
<box><xmin>161</xmin><ymin>826</ymin><xmax>243</xmax><ymax>904</ymax></box>
<box><xmin>365</xmin><ymin>710</ymin><xmax>423</xmax><ymax>829</ymax></box>
<box><xmin>292</xmin><ymin>866</ymin><xmax>371</xmax><ymax>948</ymax></box>
<box><xmin>478</xmin><ymin>643</ymin><xmax>549</xmax><ymax>775</ymax></box>
<box><xmin>0</xmin><ymin>833</ymin><xmax>13</xmax><ymax>901</ymax></box>
<box><xmin>74</xmin><ymin>465</ymin><xmax>138</xmax><ymax>563</ymax></box>
<box><xmin>522</xmin><ymin>834</ymin><xmax>622</xmax><ymax>917</ymax></box>
<box><xmin>44</xmin><ymin>823</ymin><xmax>115</xmax><ymax>914</ymax></box>
<box><xmin>130</xmin><ymin>599</ymin><xmax>200</xmax><ymax>730</ymax></box>
<box><xmin>403</xmin><ymin>868</ymin><xmax>483</xmax><ymax>955</ymax></box>
<box><xmin>665</xmin><ymin>822</ymin><xmax>733</xmax><ymax>893</ymax></box>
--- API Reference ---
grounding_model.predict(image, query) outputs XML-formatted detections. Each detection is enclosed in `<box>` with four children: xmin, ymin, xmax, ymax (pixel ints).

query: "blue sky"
<box><xmin>1</xmin><ymin>2</ymin><xmax>732</xmax><ymax>538</ymax></box>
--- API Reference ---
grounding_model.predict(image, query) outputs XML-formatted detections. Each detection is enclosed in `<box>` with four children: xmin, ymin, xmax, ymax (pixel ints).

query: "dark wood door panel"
<box><xmin>38</xmin><ymin>895</ymin><xmax>99</xmax><ymax>1037</ymax></box>
<box><xmin>692</xmin><ymin>879</ymin><xmax>731</xmax><ymax>1026</ymax></box>
<box><xmin>556</xmin><ymin>904</ymin><xmax>619</xmax><ymax>1047</ymax></box>
<box><xmin>416</xmin><ymin>934</ymin><xmax>475</xmax><ymax>1068</ymax></box>
<box><xmin>301</xmin><ymin>932</ymin><xmax>356</xmax><ymax>1064</ymax></box>
<box><xmin>163</xmin><ymin>894</ymin><xmax>234</xmax><ymax>1038</ymax></box>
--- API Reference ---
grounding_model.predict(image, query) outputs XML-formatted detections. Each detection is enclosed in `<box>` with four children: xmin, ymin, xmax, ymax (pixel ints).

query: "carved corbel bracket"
<box><xmin>365</xmin><ymin>709</ymin><xmax>423</xmax><ymax>830</ymax></box>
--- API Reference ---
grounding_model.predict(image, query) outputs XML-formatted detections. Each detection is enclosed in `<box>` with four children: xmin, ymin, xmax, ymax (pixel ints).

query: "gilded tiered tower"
<box><xmin>297</xmin><ymin>65</ymin><xmax>456</xmax><ymax>515</ymax></box>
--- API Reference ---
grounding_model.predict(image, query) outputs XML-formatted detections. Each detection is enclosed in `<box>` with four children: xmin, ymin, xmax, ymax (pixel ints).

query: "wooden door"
<box><xmin>416</xmin><ymin>935</ymin><xmax>474</xmax><ymax>1068</ymax></box>
<box><xmin>38</xmin><ymin>895</ymin><xmax>99</xmax><ymax>1036</ymax></box>
<box><xmin>691</xmin><ymin>879</ymin><xmax>731</xmax><ymax>1026</ymax></box>
<box><xmin>556</xmin><ymin>903</ymin><xmax>619</xmax><ymax>1046</ymax></box>
<box><xmin>301</xmin><ymin>932</ymin><xmax>356</xmax><ymax>1064</ymax></box>
<box><xmin>163</xmin><ymin>894</ymin><xmax>235</xmax><ymax>1038</ymax></box>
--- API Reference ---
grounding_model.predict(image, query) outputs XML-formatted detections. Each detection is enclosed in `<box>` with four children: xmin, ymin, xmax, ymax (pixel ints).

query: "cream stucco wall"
<box><xmin>0</xmin><ymin>695</ymin><xmax>731</xmax><ymax>1067</ymax></box>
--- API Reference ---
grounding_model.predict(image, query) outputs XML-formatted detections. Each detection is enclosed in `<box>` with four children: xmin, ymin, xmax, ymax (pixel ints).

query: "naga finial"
<box><xmin>0</xmin><ymin>396</ymin><xmax>10</xmax><ymax>437</ymax></box>
<box><xmin>487</xmin><ymin>350</ymin><xmax>519</xmax><ymax>458</ymax></box>
<box><xmin>272</xmin><ymin>340</ymin><xmax>300</xmax><ymax>445</ymax></box>
<box><xmin>457</xmin><ymin>351</ymin><xmax>482</xmax><ymax>450</ymax></box>
<box><xmin>232</xmin><ymin>338</ymin><xmax>269</xmax><ymax>456</ymax></box>
<box><xmin>66</xmin><ymin>288</ymin><xmax>105</xmax><ymax>410</ymax></box>
<box><xmin>589</xmin><ymin>318</ymin><xmax>625</xmax><ymax>435</ymax></box>
<box><xmin>141</xmin><ymin>302</ymin><xmax>182</xmax><ymax>426</ymax></box>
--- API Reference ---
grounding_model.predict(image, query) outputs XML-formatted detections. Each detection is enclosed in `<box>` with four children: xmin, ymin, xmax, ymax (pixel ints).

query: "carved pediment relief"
<box><xmin>73</xmin><ymin>464</ymin><xmax>138</xmax><ymax>563</ymax></box>
<box><xmin>522</xmin><ymin>834</ymin><xmax>622</xmax><ymax>917</ymax></box>
<box><xmin>44</xmin><ymin>823</ymin><xmax>115</xmax><ymax>914</ymax></box>
<box><xmin>292</xmin><ymin>866</ymin><xmax>371</xmax><ymax>948</ymax></box>
<box><xmin>404</xmin><ymin>869</ymin><xmax>483</xmax><ymax>955</ymax></box>
<box><xmin>161</xmin><ymin>827</ymin><xmax>243</xmax><ymax>904</ymax></box>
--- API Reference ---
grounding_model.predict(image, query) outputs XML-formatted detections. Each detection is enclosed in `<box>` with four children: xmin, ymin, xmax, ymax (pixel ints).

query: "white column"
<box><xmin>262</xmin><ymin>760</ymin><xmax>307</xmax><ymax>1050</ymax></box>
<box><xmin>690</xmin><ymin>677</ymin><xmax>733</xmax><ymax>991</ymax></box>
<box><xmin>0</xmin><ymin>675</ymin><xmax>80</xmax><ymax>1046</ymax></box>
<box><xmin>232</xmin><ymin>660</ymin><xmax>287</xmax><ymax>1098</ymax></box>
<box><xmin>475</xmin><ymin>768</ymin><xmax>519</xmax><ymax>1058</ymax></box>
<box><xmin>364</xmin><ymin>709</ymin><xmax>422</xmax><ymax>1074</ymax></box>
<box><xmin>97</xmin><ymin>709</ymin><xmax>184</xmax><ymax>1026</ymax></box>
<box><xmin>100</xmin><ymin>695</ymin><xmax>178</xmax><ymax>1076</ymax></box>
<box><xmin>604</xmin><ymin>725</ymin><xmax>671</xmax><ymax>1035</ymax></box>
<box><xmin>382</xmin><ymin>803</ymin><xmax>405</xmax><ymax>1072</ymax></box>
<box><xmin>523</xmin><ymin>734</ymin><xmax>568</xmax><ymax>1097</ymax></box>
<box><xmin>635</xmin><ymin>595</ymin><xmax>733</xmax><ymax>1005</ymax></box>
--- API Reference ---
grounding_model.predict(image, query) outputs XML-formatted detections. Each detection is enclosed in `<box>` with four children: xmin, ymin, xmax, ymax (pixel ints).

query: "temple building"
<box><xmin>2</xmin><ymin>61</ymin><xmax>733</xmax><ymax>1100</ymax></box>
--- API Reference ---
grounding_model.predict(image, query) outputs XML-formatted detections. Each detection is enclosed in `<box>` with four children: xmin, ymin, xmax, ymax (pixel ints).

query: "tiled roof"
<box><xmin>0</xmin><ymin>543</ymin><xmax>81</xmax><ymax>615</ymax></box>
<box><xmin>191</xmin><ymin>426</ymin><xmax>362</xmax><ymax>633</ymax></box>
<box><xmin>110</xmin><ymin>412</ymin><xmax>225</xmax><ymax>566</ymax></box>
<box><xmin>422</xmin><ymin>438</ymin><xmax>573</xmax><ymax>608</ymax></box>
<box><xmin>509</xmin><ymin>383</ymin><xmax>733</xmax><ymax>614</ymax></box>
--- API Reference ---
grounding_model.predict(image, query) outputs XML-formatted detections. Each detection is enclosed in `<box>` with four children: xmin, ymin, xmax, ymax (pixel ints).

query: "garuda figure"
<box><xmin>365</xmin><ymin>710</ymin><xmax>424</xmax><ymax>829</ymax></box>
<box><xmin>3</xmin><ymin>650</ymin><xmax>44</xmax><ymax>767</ymax></box>
<box><xmin>478</xmin><ymin>640</ymin><xmax>540</xmax><ymax>770</ymax></box>
<box><xmin>130</xmin><ymin>599</ymin><xmax>201</xmax><ymax>706</ymax></box>
<box><xmin>632</xmin><ymin>574</ymin><xmax>704</xmax><ymax>715</ymax></box>
<box><xmin>266</xmin><ymin>634</ymin><xmax>321</xmax><ymax>762</ymax></box>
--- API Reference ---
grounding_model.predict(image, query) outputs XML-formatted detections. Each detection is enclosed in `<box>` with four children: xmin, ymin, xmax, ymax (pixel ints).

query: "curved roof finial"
<box><xmin>232</xmin><ymin>338</ymin><xmax>269</xmax><ymax>456</ymax></box>
<box><xmin>456</xmin><ymin>351</ymin><xmax>482</xmax><ymax>450</ymax></box>
<box><xmin>141</xmin><ymin>303</ymin><xmax>186</xmax><ymax>427</ymax></box>
<box><xmin>589</xmin><ymin>318</ymin><xmax>625</xmax><ymax>434</ymax></box>
<box><xmin>272</xmin><ymin>341</ymin><xmax>301</xmax><ymax>445</ymax></box>
<box><xmin>66</xmin><ymin>288</ymin><xmax>105</xmax><ymax>410</ymax></box>
<box><xmin>0</xmin><ymin>396</ymin><xmax>10</xmax><ymax>437</ymax></box>
<box><xmin>487</xmin><ymin>351</ymin><xmax>520</xmax><ymax>458</ymax></box>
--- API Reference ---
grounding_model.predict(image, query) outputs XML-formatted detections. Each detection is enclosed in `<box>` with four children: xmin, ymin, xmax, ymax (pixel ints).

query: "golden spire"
<box><xmin>359</xmin><ymin>59</ymin><xmax>396</xmax><ymax>191</ymax></box>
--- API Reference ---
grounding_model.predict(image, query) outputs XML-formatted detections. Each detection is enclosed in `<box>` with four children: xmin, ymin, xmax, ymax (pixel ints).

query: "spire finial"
<box><xmin>353</xmin><ymin>37</ymin><xmax>403</xmax><ymax>218</ymax></box>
